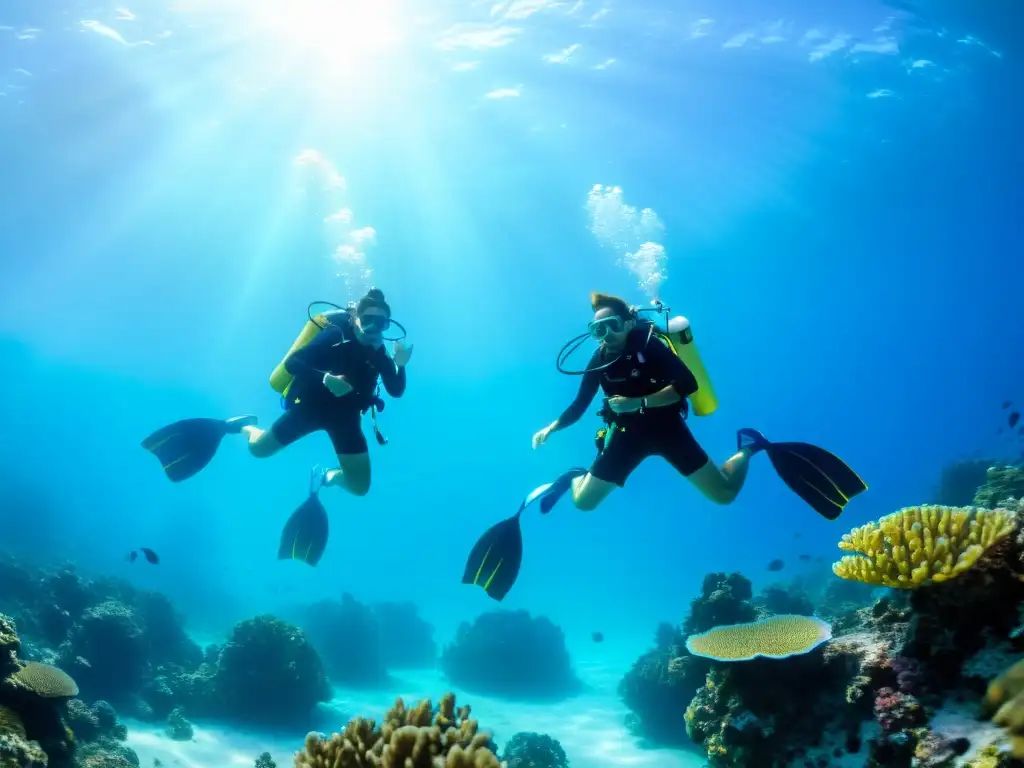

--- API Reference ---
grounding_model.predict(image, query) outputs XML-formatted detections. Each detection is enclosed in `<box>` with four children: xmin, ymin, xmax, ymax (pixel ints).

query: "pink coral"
<box><xmin>873</xmin><ymin>687</ymin><xmax>925</xmax><ymax>734</ymax></box>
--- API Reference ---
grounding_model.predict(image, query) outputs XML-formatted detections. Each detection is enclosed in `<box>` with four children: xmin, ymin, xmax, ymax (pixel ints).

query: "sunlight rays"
<box><xmin>194</xmin><ymin>0</ymin><xmax>410</xmax><ymax>87</ymax></box>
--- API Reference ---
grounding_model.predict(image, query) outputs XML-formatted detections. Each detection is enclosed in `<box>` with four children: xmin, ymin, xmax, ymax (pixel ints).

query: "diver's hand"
<box><xmin>393</xmin><ymin>341</ymin><xmax>414</xmax><ymax>368</ymax></box>
<box><xmin>532</xmin><ymin>425</ymin><xmax>554</xmax><ymax>450</ymax></box>
<box><xmin>323</xmin><ymin>373</ymin><xmax>353</xmax><ymax>397</ymax></box>
<box><xmin>608</xmin><ymin>396</ymin><xmax>642</xmax><ymax>414</ymax></box>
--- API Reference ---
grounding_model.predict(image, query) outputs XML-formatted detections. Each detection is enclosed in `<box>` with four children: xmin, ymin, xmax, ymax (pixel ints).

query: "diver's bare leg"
<box><xmin>570</xmin><ymin>473</ymin><xmax>617</xmax><ymax>511</ymax></box>
<box><xmin>687</xmin><ymin>447</ymin><xmax>753</xmax><ymax>504</ymax></box>
<box><xmin>323</xmin><ymin>453</ymin><xmax>371</xmax><ymax>497</ymax></box>
<box><xmin>242</xmin><ymin>425</ymin><xmax>285</xmax><ymax>459</ymax></box>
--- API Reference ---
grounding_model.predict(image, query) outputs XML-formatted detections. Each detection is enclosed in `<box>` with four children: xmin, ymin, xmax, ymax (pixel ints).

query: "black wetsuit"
<box><xmin>272</xmin><ymin>322</ymin><xmax>406</xmax><ymax>455</ymax></box>
<box><xmin>557</xmin><ymin>327</ymin><xmax>708</xmax><ymax>486</ymax></box>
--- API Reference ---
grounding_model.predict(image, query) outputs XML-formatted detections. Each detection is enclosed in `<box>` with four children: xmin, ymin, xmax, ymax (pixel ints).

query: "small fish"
<box><xmin>591</xmin><ymin>631</ymin><xmax>604</xmax><ymax>643</ymax></box>
<box><xmin>798</xmin><ymin>554</ymin><xmax>812</xmax><ymax>561</ymax></box>
<box><xmin>1010</xmin><ymin>411</ymin><xmax>1020</xmax><ymax>429</ymax></box>
<box><xmin>1004</xmin><ymin>401</ymin><xmax>1012</xmax><ymax>409</ymax></box>
<box><xmin>767</xmin><ymin>559</ymin><xmax>785</xmax><ymax>572</ymax></box>
<box><xmin>126</xmin><ymin>551</ymin><xmax>138</xmax><ymax>563</ymax></box>
<box><xmin>140</xmin><ymin>547</ymin><xmax>159</xmax><ymax>564</ymax></box>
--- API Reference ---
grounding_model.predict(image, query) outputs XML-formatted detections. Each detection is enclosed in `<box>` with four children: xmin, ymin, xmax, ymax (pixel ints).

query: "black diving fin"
<box><xmin>141</xmin><ymin>415</ymin><xmax>256</xmax><ymax>482</ymax></box>
<box><xmin>738</xmin><ymin>429</ymin><xmax>868</xmax><ymax>520</ymax></box>
<box><xmin>278</xmin><ymin>467</ymin><xmax>330</xmax><ymax>567</ymax></box>
<box><xmin>461</xmin><ymin>512</ymin><xmax>524</xmax><ymax>601</ymax></box>
<box><xmin>462</xmin><ymin>467</ymin><xmax>586</xmax><ymax>601</ymax></box>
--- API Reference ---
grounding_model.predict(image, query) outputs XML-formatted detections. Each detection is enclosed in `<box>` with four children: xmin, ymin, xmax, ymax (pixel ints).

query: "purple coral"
<box><xmin>873</xmin><ymin>687</ymin><xmax>925</xmax><ymax>734</ymax></box>
<box><xmin>890</xmin><ymin>656</ymin><xmax>920</xmax><ymax>696</ymax></box>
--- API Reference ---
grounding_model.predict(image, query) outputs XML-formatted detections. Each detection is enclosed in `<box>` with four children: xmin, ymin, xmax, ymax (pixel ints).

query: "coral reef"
<box><xmin>683</xmin><ymin>646</ymin><xmax>855</xmax><ymax>767</ymax></box>
<box><xmin>973</xmin><ymin>466</ymin><xmax>1024</xmax><ymax>509</ymax></box>
<box><xmin>294</xmin><ymin>692</ymin><xmax>501</xmax><ymax>767</ymax></box>
<box><xmin>297</xmin><ymin>593</ymin><xmax>390</xmax><ymax>688</ymax></box>
<box><xmin>934</xmin><ymin>459</ymin><xmax>997</xmax><ymax>507</ymax></box>
<box><xmin>833</xmin><ymin>505</ymin><xmax>1015</xmax><ymax>587</ymax></box>
<box><xmin>371</xmin><ymin>600</ymin><xmax>437</xmax><ymax>670</ymax></box>
<box><xmin>255</xmin><ymin>752</ymin><xmax>276</xmax><ymax>768</ymax></box>
<box><xmin>0</xmin><ymin>557</ymin><xmax>202</xmax><ymax>725</ymax></box>
<box><xmin>501</xmin><ymin>732</ymin><xmax>569</xmax><ymax>768</ymax></box>
<box><xmin>618</xmin><ymin>572</ymin><xmax>757</xmax><ymax>747</ymax></box>
<box><xmin>62</xmin><ymin>600</ymin><xmax>148</xmax><ymax>701</ymax></box>
<box><xmin>164</xmin><ymin>707</ymin><xmax>193</xmax><ymax>741</ymax></box>
<box><xmin>441</xmin><ymin>611</ymin><xmax>581</xmax><ymax>701</ymax></box>
<box><xmin>212</xmin><ymin>615</ymin><xmax>330</xmax><ymax>727</ymax></box>
<box><xmin>0</xmin><ymin>614</ymin><xmax>139</xmax><ymax>768</ymax></box>
<box><xmin>619</xmin><ymin>470</ymin><xmax>1024</xmax><ymax>766</ymax></box>
<box><xmin>754</xmin><ymin>584</ymin><xmax>815</xmax><ymax>617</ymax></box>
<box><xmin>683</xmin><ymin>573</ymin><xmax>757</xmax><ymax>634</ymax></box>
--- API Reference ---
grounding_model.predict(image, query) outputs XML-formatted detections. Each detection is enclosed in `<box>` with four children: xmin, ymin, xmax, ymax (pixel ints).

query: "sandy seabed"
<box><xmin>124</xmin><ymin>657</ymin><xmax>707</xmax><ymax>768</ymax></box>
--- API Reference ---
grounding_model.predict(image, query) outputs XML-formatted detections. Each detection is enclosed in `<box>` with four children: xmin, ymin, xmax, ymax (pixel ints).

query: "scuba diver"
<box><xmin>140</xmin><ymin>287</ymin><xmax>412</xmax><ymax>565</ymax></box>
<box><xmin>462</xmin><ymin>291</ymin><xmax>867</xmax><ymax>601</ymax></box>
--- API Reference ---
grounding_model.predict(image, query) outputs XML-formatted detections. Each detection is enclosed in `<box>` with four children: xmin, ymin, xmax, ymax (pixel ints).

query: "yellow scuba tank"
<box><xmin>664</xmin><ymin>315</ymin><xmax>718</xmax><ymax>416</ymax></box>
<box><xmin>268</xmin><ymin>309</ymin><xmax>350</xmax><ymax>395</ymax></box>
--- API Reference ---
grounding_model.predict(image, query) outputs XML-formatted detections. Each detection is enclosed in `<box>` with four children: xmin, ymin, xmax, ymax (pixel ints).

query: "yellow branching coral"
<box><xmin>832</xmin><ymin>505</ymin><xmax>1016</xmax><ymax>588</ymax></box>
<box><xmin>684</xmin><ymin>615</ymin><xmax>833</xmax><ymax>662</ymax></box>
<box><xmin>294</xmin><ymin>692</ymin><xmax>502</xmax><ymax>768</ymax></box>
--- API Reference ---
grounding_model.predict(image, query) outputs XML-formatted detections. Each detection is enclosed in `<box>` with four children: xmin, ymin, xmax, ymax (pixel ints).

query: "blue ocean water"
<box><xmin>0</xmin><ymin>0</ymin><xmax>1021</xmax><ymax>765</ymax></box>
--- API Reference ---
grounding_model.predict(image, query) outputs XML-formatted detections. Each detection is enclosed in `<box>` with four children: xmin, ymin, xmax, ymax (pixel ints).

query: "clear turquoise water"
<box><xmin>1</xmin><ymin>0</ymin><xmax>1021</xmax><ymax>762</ymax></box>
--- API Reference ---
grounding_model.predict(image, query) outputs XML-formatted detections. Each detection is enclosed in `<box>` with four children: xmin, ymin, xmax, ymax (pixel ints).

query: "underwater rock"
<box><xmin>501</xmin><ymin>731</ymin><xmax>569</xmax><ymax>768</ymax></box>
<box><xmin>440</xmin><ymin>610</ymin><xmax>582</xmax><ymax>701</ymax></box>
<box><xmin>212</xmin><ymin>615</ymin><xmax>330</xmax><ymax>727</ymax></box>
<box><xmin>164</xmin><ymin>707</ymin><xmax>193</xmax><ymax>741</ymax></box>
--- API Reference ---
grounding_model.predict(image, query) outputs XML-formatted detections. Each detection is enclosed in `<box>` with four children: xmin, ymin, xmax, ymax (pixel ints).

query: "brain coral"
<box><xmin>11</xmin><ymin>662</ymin><xmax>79</xmax><ymax>698</ymax></box>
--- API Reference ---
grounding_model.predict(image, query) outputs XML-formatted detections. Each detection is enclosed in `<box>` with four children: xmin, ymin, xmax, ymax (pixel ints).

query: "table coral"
<box><xmin>833</xmin><ymin>505</ymin><xmax>1016</xmax><ymax>588</ymax></box>
<box><xmin>685</xmin><ymin>615</ymin><xmax>832</xmax><ymax>662</ymax></box>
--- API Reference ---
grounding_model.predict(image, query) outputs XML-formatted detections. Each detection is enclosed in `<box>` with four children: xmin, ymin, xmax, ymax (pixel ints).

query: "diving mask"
<box><xmin>357</xmin><ymin>314</ymin><xmax>392</xmax><ymax>334</ymax></box>
<box><xmin>588</xmin><ymin>316</ymin><xmax>626</xmax><ymax>340</ymax></box>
